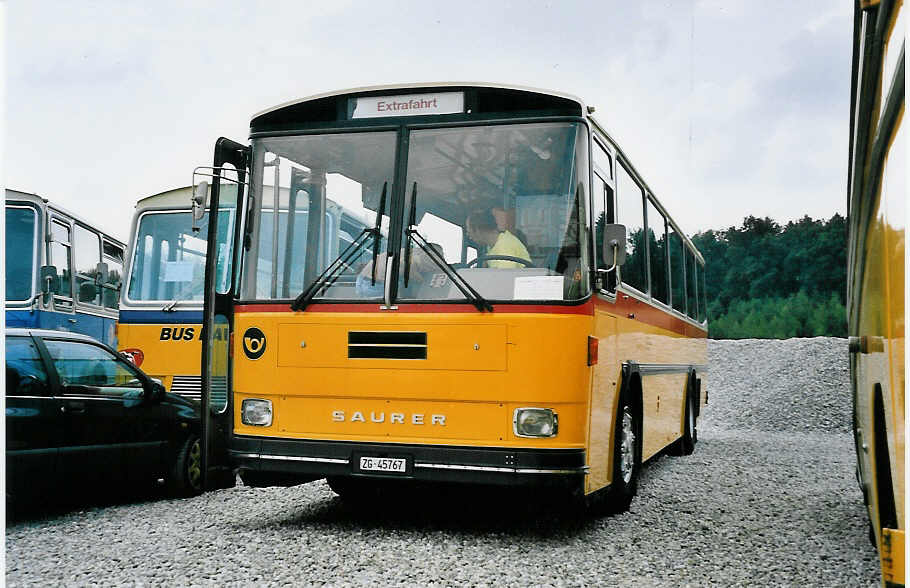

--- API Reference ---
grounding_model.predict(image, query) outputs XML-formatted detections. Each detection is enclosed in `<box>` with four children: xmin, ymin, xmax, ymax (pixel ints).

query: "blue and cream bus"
<box><xmin>5</xmin><ymin>189</ymin><xmax>125</xmax><ymax>346</ymax></box>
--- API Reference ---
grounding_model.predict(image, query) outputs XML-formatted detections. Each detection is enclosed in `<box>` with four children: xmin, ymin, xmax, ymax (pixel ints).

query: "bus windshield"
<box><xmin>397</xmin><ymin>122</ymin><xmax>589</xmax><ymax>302</ymax></box>
<box><xmin>5</xmin><ymin>206</ymin><xmax>37</xmax><ymax>302</ymax></box>
<box><xmin>242</xmin><ymin>122</ymin><xmax>589</xmax><ymax>303</ymax></box>
<box><xmin>126</xmin><ymin>209</ymin><xmax>234</xmax><ymax>304</ymax></box>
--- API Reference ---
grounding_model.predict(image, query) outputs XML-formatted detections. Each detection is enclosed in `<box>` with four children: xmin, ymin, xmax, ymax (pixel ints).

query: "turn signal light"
<box><xmin>121</xmin><ymin>348</ymin><xmax>145</xmax><ymax>367</ymax></box>
<box><xmin>587</xmin><ymin>336</ymin><xmax>599</xmax><ymax>366</ymax></box>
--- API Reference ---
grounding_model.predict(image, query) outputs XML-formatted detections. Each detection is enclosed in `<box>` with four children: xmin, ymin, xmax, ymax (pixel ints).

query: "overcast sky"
<box><xmin>4</xmin><ymin>1</ymin><xmax>852</xmax><ymax>241</ymax></box>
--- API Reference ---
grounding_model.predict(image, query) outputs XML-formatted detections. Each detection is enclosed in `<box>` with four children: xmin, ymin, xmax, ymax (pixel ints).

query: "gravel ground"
<box><xmin>6</xmin><ymin>337</ymin><xmax>882</xmax><ymax>586</ymax></box>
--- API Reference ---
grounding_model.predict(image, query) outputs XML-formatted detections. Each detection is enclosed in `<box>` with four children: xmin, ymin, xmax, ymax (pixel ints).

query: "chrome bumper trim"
<box><xmin>242</xmin><ymin>453</ymin><xmax>350</xmax><ymax>465</ymax></box>
<box><xmin>414</xmin><ymin>462</ymin><xmax>589</xmax><ymax>475</ymax></box>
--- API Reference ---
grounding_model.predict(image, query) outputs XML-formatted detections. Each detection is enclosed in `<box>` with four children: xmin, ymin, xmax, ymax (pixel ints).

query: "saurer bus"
<box><xmin>195</xmin><ymin>84</ymin><xmax>708</xmax><ymax>511</ymax></box>
<box><xmin>5</xmin><ymin>189</ymin><xmax>124</xmax><ymax>346</ymax></box>
<box><xmin>847</xmin><ymin>1</ymin><xmax>904</xmax><ymax>585</ymax></box>
<box><xmin>118</xmin><ymin>186</ymin><xmax>372</xmax><ymax>401</ymax></box>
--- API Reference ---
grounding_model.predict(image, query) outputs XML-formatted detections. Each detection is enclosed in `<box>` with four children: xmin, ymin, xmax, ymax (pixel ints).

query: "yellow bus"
<box><xmin>117</xmin><ymin>187</ymin><xmax>212</xmax><ymax>400</ymax></box>
<box><xmin>847</xmin><ymin>1</ymin><xmax>905</xmax><ymax>584</ymax></box>
<box><xmin>196</xmin><ymin>84</ymin><xmax>708</xmax><ymax>511</ymax></box>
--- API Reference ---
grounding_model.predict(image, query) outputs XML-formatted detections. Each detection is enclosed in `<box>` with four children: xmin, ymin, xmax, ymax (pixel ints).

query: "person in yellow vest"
<box><xmin>465</xmin><ymin>210</ymin><xmax>531</xmax><ymax>269</ymax></box>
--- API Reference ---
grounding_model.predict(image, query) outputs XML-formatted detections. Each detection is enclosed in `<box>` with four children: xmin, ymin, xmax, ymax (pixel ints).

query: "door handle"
<box><xmin>62</xmin><ymin>401</ymin><xmax>86</xmax><ymax>414</ymax></box>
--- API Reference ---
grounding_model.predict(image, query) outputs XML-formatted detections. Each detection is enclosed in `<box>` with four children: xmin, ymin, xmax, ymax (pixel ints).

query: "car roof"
<box><xmin>5</xmin><ymin>328</ymin><xmax>105</xmax><ymax>344</ymax></box>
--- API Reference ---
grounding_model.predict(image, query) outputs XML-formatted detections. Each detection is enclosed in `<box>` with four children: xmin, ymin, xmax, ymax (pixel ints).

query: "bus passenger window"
<box><xmin>669</xmin><ymin>228</ymin><xmax>686</xmax><ymax>314</ymax></box>
<box><xmin>686</xmin><ymin>249</ymin><xmax>697</xmax><ymax>320</ymax></box>
<box><xmin>50</xmin><ymin>221</ymin><xmax>73</xmax><ymax>303</ymax></box>
<box><xmin>616</xmin><ymin>163</ymin><xmax>647</xmax><ymax>294</ymax></box>
<box><xmin>697</xmin><ymin>261</ymin><xmax>708</xmax><ymax>322</ymax></box>
<box><xmin>646</xmin><ymin>198</ymin><xmax>668</xmax><ymax>305</ymax></box>
<box><xmin>75</xmin><ymin>225</ymin><xmax>102</xmax><ymax>305</ymax></box>
<box><xmin>102</xmin><ymin>241</ymin><xmax>124</xmax><ymax>309</ymax></box>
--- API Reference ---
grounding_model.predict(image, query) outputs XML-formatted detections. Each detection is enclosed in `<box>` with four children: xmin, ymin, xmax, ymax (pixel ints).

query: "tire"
<box><xmin>169</xmin><ymin>434</ymin><xmax>203</xmax><ymax>497</ymax></box>
<box><xmin>872</xmin><ymin>388</ymin><xmax>897</xmax><ymax>547</ymax></box>
<box><xmin>671</xmin><ymin>391</ymin><xmax>697</xmax><ymax>456</ymax></box>
<box><xmin>604</xmin><ymin>390</ymin><xmax>640</xmax><ymax>514</ymax></box>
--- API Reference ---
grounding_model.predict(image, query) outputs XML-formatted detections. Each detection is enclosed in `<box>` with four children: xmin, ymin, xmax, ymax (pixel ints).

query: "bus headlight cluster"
<box><xmin>241</xmin><ymin>399</ymin><xmax>273</xmax><ymax>426</ymax></box>
<box><xmin>513</xmin><ymin>408</ymin><xmax>558</xmax><ymax>438</ymax></box>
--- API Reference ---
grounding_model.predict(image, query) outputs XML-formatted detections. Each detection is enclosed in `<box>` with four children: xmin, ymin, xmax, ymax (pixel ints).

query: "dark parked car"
<box><xmin>5</xmin><ymin>328</ymin><xmax>202</xmax><ymax>507</ymax></box>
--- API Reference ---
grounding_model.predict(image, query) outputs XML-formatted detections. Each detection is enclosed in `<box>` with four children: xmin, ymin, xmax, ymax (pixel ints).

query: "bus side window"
<box><xmin>102</xmin><ymin>241</ymin><xmax>124</xmax><ymax>309</ymax></box>
<box><xmin>686</xmin><ymin>248</ymin><xmax>697</xmax><ymax>320</ymax></box>
<box><xmin>616</xmin><ymin>163</ymin><xmax>647</xmax><ymax>294</ymax></box>
<box><xmin>49</xmin><ymin>220</ymin><xmax>73</xmax><ymax>306</ymax></box>
<box><xmin>74</xmin><ymin>224</ymin><xmax>102</xmax><ymax>306</ymax></box>
<box><xmin>646</xmin><ymin>198</ymin><xmax>668</xmax><ymax>305</ymax></box>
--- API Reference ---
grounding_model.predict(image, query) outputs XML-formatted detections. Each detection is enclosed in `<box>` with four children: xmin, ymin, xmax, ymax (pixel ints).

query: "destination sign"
<box><xmin>351</xmin><ymin>92</ymin><xmax>464</xmax><ymax>118</ymax></box>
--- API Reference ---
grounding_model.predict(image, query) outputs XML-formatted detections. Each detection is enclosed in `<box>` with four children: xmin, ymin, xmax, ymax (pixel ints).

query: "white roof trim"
<box><xmin>252</xmin><ymin>82</ymin><xmax>586</xmax><ymax>121</ymax></box>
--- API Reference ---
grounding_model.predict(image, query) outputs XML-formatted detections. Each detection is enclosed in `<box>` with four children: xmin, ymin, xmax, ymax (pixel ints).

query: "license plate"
<box><xmin>359</xmin><ymin>456</ymin><xmax>407</xmax><ymax>473</ymax></box>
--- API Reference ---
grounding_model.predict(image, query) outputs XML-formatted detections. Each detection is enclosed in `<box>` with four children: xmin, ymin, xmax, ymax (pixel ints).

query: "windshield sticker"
<box><xmin>352</xmin><ymin>92</ymin><xmax>464</xmax><ymax>119</ymax></box>
<box><xmin>513</xmin><ymin>276</ymin><xmax>563</xmax><ymax>301</ymax></box>
<box><xmin>163</xmin><ymin>261</ymin><xmax>194</xmax><ymax>282</ymax></box>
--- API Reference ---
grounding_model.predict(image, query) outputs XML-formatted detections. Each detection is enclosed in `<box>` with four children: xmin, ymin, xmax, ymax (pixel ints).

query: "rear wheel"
<box><xmin>671</xmin><ymin>391</ymin><xmax>697</xmax><ymax>456</ymax></box>
<box><xmin>169</xmin><ymin>434</ymin><xmax>202</xmax><ymax>497</ymax></box>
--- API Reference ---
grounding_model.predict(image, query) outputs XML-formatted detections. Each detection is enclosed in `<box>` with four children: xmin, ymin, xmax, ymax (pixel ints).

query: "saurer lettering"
<box><xmin>332</xmin><ymin>410</ymin><xmax>446</xmax><ymax>426</ymax></box>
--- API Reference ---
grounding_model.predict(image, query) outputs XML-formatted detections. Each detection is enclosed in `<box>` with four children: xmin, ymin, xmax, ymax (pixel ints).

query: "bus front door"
<box><xmin>200</xmin><ymin>137</ymin><xmax>249</xmax><ymax>490</ymax></box>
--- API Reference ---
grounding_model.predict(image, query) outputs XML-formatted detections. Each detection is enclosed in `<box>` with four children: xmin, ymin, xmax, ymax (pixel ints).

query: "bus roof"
<box><xmin>251</xmin><ymin>82</ymin><xmax>588</xmax><ymax>129</ymax></box>
<box><xmin>134</xmin><ymin>186</ymin><xmax>194</xmax><ymax>211</ymax></box>
<box><xmin>5</xmin><ymin>188</ymin><xmax>125</xmax><ymax>247</ymax></box>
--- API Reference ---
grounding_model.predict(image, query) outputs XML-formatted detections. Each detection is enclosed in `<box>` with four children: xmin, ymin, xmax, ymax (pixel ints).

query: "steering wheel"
<box><xmin>465</xmin><ymin>255</ymin><xmax>534</xmax><ymax>268</ymax></box>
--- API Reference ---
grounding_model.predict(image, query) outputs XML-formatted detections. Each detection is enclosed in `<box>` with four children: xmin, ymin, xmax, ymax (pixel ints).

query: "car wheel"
<box><xmin>169</xmin><ymin>434</ymin><xmax>203</xmax><ymax>497</ymax></box>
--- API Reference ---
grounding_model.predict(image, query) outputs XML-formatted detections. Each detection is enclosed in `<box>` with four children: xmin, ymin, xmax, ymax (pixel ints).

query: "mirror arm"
<box><xmin>603</xmin><ymin>240</ymin><xmax>620</xmax><ymax>273</ymax></box>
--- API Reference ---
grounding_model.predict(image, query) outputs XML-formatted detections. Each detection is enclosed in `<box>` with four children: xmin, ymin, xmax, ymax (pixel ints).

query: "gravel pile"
<box><xmin>702</xmin><ymin>337</ymin><xmax>853</xmax><ymax>434</ymax></box>
<box><xmin>6</xmin><ymin>338</ymin><xmax>882</xmax><ymax>587</ymax></box>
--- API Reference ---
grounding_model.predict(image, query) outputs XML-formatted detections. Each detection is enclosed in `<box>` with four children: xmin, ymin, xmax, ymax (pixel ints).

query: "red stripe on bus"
<box><xmin>234</xmin><ymin>300</ymin><xmax>595</xmax><ymax>315</ymax></box>
<box><xmin>593</xmin><ymin>294</ymin><xmax>708</xmax><ymax>338</ymax></box>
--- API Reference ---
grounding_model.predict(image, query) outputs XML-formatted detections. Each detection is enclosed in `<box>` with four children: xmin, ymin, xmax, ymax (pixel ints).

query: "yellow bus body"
<box><xmin>848</xmin><ymin>2</ymin><xmax>904</xmax><ymax>584</ymax></box>
<box><xmin>232</xmin><ymin>303</ymin><xmax>706</xmax><ymax>495</ymax></box>
<box><xmin>117</xmin><ymin>322</ymin><xmax>202</xmax><ymax>396</ymax></box>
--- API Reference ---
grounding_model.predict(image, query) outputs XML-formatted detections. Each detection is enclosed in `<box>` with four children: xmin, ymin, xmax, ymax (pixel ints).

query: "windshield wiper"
<box><xmin>290</xmin><ymin>228</ymin><xmax>375</xmax><ymax>312</ymax></box>
<box><xmin>369</xmin><ymin>182</ymin><xmax>388</xmax><ymax>286</ymax></box>
<box><xmin>402</xmin><ymin>182</ymin><xmax>417</xmax><ymax>288</ymax></box>
<box><xmin>292</xmin><ymin>182</ymin><xmax>388</xmax><ymax>312</ymax></box>
<box><xmin>407</xmin><ymin>228</ymin><xmax>493</xmax><ymax>312</ymax></box>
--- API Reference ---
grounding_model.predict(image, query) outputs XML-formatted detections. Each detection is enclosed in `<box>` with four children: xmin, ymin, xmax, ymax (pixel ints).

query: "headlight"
<box><xmin>513</xmin><ymin>408</ymin><xmax>558</xmax><ymax>438</ymax></box>
<box><xmin>241</xmin><ymin>399</ymin><xmax>273</xmax><ymax>426</ymax></box>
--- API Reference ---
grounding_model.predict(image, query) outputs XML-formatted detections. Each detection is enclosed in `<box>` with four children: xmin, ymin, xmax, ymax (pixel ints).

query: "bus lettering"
<box><xmin>330</xmin><ymin>410</ymin><xmax>446</xmax><ymax>425</ymax></box>
<box><xmin>159</xmin><ymin>327</ymin><xmax>196</xmax><ymax>341</ymax></box>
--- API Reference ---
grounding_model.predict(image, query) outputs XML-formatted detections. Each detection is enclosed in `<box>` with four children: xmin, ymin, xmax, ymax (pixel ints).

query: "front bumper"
<box><xmin>231</xmin><ymin>436</ymin><xmax>587</xmax><ymax>487</ymax></box>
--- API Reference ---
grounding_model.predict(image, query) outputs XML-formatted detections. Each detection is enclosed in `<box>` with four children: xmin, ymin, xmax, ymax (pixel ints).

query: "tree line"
<box><xmin>689</xmin><ymin>214</ymin><xmax>847</xmax><ymax>339</ymax></box>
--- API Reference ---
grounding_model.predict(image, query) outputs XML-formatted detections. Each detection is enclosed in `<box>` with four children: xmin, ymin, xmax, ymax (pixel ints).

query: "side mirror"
<box><xmin>95</xmin><ymin>262</ymin><xmax>109</xmax><ymax>284</ymax></box>
<box><xmin>601</xmin><ymin>224</ymin><xmax>627</xmax><ymax>271</ymax></box>
<box><xmin>144</xmin><ymin>378</ymin><xmax>167</xmax><ymax>402</ymax></box>
<box><xmin>40</xmin><ymin>266</ymin><xmax>59</xmax><ymax>294</ymax></box>
<box><xmin>79</xmin><ymin>282</ymin><xmax>99</xmax><ymax>302</ymax></box>
<box><xmin>191</xmin><ymin>181</ymin><xmax>209</xmax><ymax>230</ymax></box>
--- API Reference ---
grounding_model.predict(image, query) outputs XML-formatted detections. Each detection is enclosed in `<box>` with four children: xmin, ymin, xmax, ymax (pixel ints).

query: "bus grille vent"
<box><xmin>171</xmin><ymin>375</ymin><xmax>202</xmax><ymax>403</ymax></box>
<box><xmin>348</xmin><ymin>331</ymin><xmax>427</xmax><ymax>359</ymax></box>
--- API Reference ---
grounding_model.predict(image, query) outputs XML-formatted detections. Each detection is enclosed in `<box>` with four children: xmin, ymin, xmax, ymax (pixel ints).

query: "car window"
<box><xmin>43</xmin><ymin>340</ymin><xmax>143</xmax><ymax>396</ymax></box>
<box><xmin>5</xmin><ymin>337</ymin><xmax>49</xmax><ymax>397</ymax></box>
